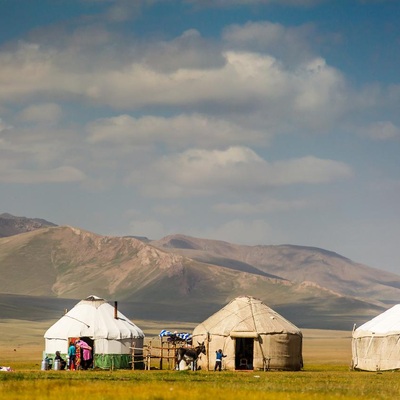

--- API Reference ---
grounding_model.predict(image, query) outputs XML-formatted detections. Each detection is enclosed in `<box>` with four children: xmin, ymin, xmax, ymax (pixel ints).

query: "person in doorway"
<box><xmin>54</xmin><ymin>351</ymin><xmax>67</xmax><ymax>370</ymax></box>
<box><xmin>214</xmin><ymin>349</ymin><xmax>226</xmax><ymax>371</ymax></box>
<box><xmin>76</xmin><ymin>339</ymin><xmax>92</xmax><ymax>370</ymax></box>
<box><xmin>68</xmin><ymin>341</ymin><xmax>77</xmax><ymax>370</ymax></box>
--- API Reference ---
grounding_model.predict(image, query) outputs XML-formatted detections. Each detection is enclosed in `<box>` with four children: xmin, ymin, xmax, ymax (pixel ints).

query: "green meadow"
<box><xmin>1</xmin><ymin>320</ymin><xmax>399</xmax><ymax>400</ymax></box>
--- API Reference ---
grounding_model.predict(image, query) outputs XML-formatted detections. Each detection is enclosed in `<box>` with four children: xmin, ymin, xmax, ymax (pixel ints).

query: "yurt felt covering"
<box><xmin>44</xmin><ymin>295</ymin><xmax>144</xmax><ymax>369</ymax></box>
<box><xmin>352</xmin><ymin>304</ymin><xmax>400</xmax><ymax>371</ymax></box>
<box><xmin>192</xmin><ymin>296</ymin><xmax>303</xmax><ymax>371</ymax></box>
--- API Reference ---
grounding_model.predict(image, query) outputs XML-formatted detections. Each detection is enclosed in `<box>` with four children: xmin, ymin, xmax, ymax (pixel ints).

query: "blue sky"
<box><xmin>1</xmin><ymin>0</ymin><xmax>399</xmax><ymax>274</ymax></box>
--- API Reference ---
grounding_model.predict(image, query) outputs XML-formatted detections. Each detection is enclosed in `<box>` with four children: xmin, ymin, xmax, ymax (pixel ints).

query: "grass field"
<box><xmin>0</xmin><ymin>320</ymin><xmax>399</xmax><ymax>400</ymax></box>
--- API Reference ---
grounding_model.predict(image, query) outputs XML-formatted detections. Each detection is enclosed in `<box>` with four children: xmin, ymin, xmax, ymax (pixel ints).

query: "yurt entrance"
<box><xmin>234</xmin><ymin>337</ymin><xmax>254</xmax><ymax>370</ymax></box>
<box><xmin>69</xmin><ymin>337</ymin><xmax>94</xmax><ymax>370</ymax></box>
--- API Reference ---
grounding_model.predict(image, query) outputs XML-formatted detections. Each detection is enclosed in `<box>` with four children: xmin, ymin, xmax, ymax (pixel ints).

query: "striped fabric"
<box><xmin>159</xmin><ymin>330</ymin><xmax>192</xmax><ymax>342</ymax></box>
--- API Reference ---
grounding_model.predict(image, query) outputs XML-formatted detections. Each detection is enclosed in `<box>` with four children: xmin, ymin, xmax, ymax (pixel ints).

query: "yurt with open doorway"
<box><xmin>352</xmin><ymin>304</ymin><xmax>400</xmax><ymax>371</ymax></box>
<box><xmin>192</xmin><ymin>296</ymin><xmax>303</xmax><ymax>371</ymax></box>
<box><xmin>44</xmin><ymin>295</ymin><xmax>144</xmax><ymax>369</ymax></box>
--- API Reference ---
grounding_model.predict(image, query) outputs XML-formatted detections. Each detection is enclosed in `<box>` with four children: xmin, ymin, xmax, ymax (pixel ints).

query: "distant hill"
<box><xmin>151</xmin><ymin>234</ymin><xmax>400</xmax><ymax>307</ymax></box>
<box><xmin>0</xmin><ymin>213</ymin><xmax>57</xmax><ymax>237</ymax></box>
<box><xmin>0</xmin><ymin>223</ymin><xmax>397</xmax><ymax>330</ymax></box>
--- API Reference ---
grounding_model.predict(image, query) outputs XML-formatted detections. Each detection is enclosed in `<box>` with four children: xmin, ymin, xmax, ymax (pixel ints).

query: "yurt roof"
<box><xmin>193</xmin><ymin>296</ymin><xmax>302</xmax><ymax>337</ymax></box>
<box><xmin>353</xmin><ymin>304</ymin><xmax>400</xmax><ymax>337</ymax></box>
<box><xmin>44</xmin><ymin>295</ymin><xmax>144</xmax><ymax>340</ymax></box>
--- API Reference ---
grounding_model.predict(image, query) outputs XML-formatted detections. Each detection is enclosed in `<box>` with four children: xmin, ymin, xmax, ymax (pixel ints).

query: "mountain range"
<box><xmin>1</xmin><ymin>213</ymin><xmax>399</xmax><ymax>330</ymax></box>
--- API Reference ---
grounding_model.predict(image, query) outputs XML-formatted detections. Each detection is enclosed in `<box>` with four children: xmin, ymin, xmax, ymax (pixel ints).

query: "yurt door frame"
<box><xmin>69</xmin><ymin>336</ymin><xmax>94</xmax><ymax>369</ymax></box>
<box><xmin>234</xmin><ymin>337</ymin><xmax>254</xmax><ymax>370</ymax></box>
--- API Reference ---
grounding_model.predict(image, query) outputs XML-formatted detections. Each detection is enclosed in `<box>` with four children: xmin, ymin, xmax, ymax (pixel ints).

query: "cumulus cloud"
<box><xmin>127</xmin><ymin>146</ymin><xmax>353</xmax><ymax>198</ymax></box>
<box><xmin>0</xmin><ymin>42</ymin><xmax>83</xmax><ymax>102</ymax></box>
<box><xmin>223</xmin><ymin>21</ymin><xmax>316</xmax><ymax>64</ymax></box>
<box><xmin>80</xmin><ymin>50</ymin><xmax>349</xmax><ymax>135</ymax></box>
<box><xmin>0</xmin><ymin>33</ymin><xmax>350</xmax><ymax>133</ymax></box>
<box><xmin>86</xmin><ymin>113</ymin><xmax>266</xmax><ymax>148</ymax></box>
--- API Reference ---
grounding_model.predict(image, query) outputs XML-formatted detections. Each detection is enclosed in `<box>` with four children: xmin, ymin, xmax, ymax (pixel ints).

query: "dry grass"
<box><xmin>1</xmin><ymin>368</ymin><xmax>400</xmax><ymax>400</ymax></box>
<box><xmin>302</xmin><ymin>328</ymin><xmax>352</xmax><ymax>365</ymax></box>
<box><xmin>4</xmin><ymin>320</ymin><xmax>396</xmax><ymax>400</ymax></box>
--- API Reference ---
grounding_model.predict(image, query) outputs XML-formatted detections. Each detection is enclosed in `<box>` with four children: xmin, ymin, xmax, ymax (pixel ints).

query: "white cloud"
<box><xmin>0</xmin><ymin>38</ymin><xmax>349</xmax><ymax>128</ymax></box>
<box><xmin>87</xmin><ymin>113</ymin><xmax>265</xmax><ymax>148</ymax></box>
<box><xmin>128</xmin><ymin>146</ymin><xmax>353</xmax><ymax>198</ymax></box>
<box><xmin>80</xmin><ymin>50</ymin><xmax>349</xmax><ymax>135</ymax></box>
<box><xmin>223</xmin><ymin>21</ymin><xmax>315</xmax><ymax>64</ymax></box>
<box><xmin>0</xmin><ymin>43</ymin><xmax>80</xmax><ymax>102</ymax></box>
<box><xmin>0</xmin><ymin>22</ymin><xmax>360</xmax><ymax>142</ymax></box>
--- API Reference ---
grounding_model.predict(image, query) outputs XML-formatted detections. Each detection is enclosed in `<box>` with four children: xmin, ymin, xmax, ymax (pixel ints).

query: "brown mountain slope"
<box><xmin>0</xmin><ymin>225</ymin><xmax>187</xmax><ymax>298</ymax></box>
<box><xmin>0</xmin><ymin>213</ymin><xmax>57</xmax><ymax>237</ymax></box>
<box><xmin>151</xmin><ymin>234</ymin><xmax>400</xmax><ymax>307</ymax></box>
<box><xmin>0</xmin><ymin>226</ymin><xmax>386</xmax><ymax>329</ymax></box>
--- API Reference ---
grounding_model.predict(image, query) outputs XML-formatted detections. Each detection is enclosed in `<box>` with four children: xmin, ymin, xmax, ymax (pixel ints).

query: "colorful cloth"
<box><xmin>77</xmin><ymin>340</ymin><xmax>92</xmax><ymax>361</ymax></box>
<box><xmin>159</xmin><ymin>330</ymin><xmax>192</xmax><ymax>343</ymax></box>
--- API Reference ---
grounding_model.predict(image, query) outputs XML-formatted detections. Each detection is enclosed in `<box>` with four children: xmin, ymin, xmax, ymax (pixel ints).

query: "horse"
<box><xmin>176</xmin><ymin>341</ymin><xmax>206</xmax><ymax>370</ymax></box>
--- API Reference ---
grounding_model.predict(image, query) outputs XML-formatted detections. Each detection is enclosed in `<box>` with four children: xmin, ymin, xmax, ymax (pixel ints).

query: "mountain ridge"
<box><xmin>0</xmin><ymin>213</ymin><xmax>398</xmax><ymax>330</ymax></box>
<box><xmin>0</xmin><ymin>213</ymin><xmax>56</xmax><ymax>238</ymax></box>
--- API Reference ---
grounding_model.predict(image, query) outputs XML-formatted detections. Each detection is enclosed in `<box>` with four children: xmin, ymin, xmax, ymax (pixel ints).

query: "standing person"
<box><xmin>76</xmin><ymin>339</ymin><xmax>92</xmax><ymax>370</ymax></box>
<box><xmin>214</xmin><ymin>349</ymin><xmax>226</xmax><ymax>371</ymax></box>
<box><xmin>68</xmin><ymin>341</ymin><xmax>76</xmax><ymax>370</ymax></box>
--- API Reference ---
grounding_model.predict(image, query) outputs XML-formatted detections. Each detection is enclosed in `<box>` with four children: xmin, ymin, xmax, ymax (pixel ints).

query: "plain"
<box><xmin>1</xmin><ymin>320</ymin><xmax>399</xmax><ymax>400</ymax></box>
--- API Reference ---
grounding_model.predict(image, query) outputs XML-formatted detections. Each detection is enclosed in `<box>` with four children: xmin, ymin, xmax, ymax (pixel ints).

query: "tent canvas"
<box><xmin>44</xmin><ymin>295</ymin><xmax>144</xmax><ymax>369</ymax></box>
<box><xmin>192</xmin><ymin>296</ymin><xmax>303</xmax><ymax>371</ymax></box>
<box><xmin>352</xmin><ymin>304</ymin><xmax>400</xmax><ymax>371</ymax></box>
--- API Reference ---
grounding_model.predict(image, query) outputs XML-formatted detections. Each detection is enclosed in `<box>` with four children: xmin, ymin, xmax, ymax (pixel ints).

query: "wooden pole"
<box><xmin>131</xmin><ymin>341</ymin><xmax>135</xmax><ymax>371</ymax></box>
<box><xmin>173</xmin><ymin>343</ymin><xmax>176</xmax><ymax>370</ymax></box>
<box><xmin>147</xmin><ymin>341</ymin><xmax>150</xmax><ymax>370</ymax></box>
<box><xmin>206</xmin><ymin>335</ymin><xmax>210</xmax><ymax>371</ymax></box>
<box><xmin>167</xmin><ymin>341</ymin><xmax>170</xmax><ymax>370</ymax></box>
<box><xmin>160</xmin><ymin>340</ymin><xmax>163</xmax><ymax>370</ymax></box>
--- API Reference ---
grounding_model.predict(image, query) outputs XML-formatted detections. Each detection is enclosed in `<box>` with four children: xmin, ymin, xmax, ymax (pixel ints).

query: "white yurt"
<box><xmin>192</xmin><ymin>296</ymin><xmax>303</xmax><ymax>371</ymax></box>
<box><xmin>44</xmin><ymin>295</ymin><xmax>144</xmax><ymax>369</ymax></box>
<box><xmin>352</xmin><ymin>305</ymin><xmax>400</xmax><ymax>371</ymax></box>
